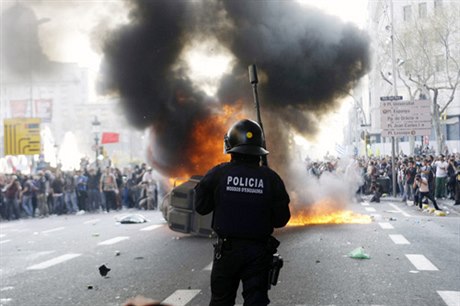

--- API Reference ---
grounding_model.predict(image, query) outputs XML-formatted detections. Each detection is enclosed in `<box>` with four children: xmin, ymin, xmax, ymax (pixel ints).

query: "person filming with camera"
<box><xmin>413</xmin><ymin>173</ymin><xmax>441</xmax><ymax>211</ymax></box>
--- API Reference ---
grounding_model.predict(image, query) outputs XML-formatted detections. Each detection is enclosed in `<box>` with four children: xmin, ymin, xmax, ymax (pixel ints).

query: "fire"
<box><xmin>168</xmin><ymin>177</ymin><xmax>190</xmax><ymax>187</ymax></box>
<box><xmin>186</xmin><ymin>104</ymin><xmax>245</xmax><ymax>175</ymax></box>
<box><xmin>288</xmin><ymin>199</ymin><xmax>372</xmax><ymax>226</ymax></box>
<box><xmin>164</xmin><ymin>103</ymin><xmax>246</xmax><ymax>185</ymax></box>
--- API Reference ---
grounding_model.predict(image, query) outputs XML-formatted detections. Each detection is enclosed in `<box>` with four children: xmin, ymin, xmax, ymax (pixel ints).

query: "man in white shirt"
<box><xmin>141</xmin><ymin>167</ymin><xmax>155</xmax><ymax>183</ymax></box>
<box><xmin>433</xmin><ymin>155</ymin><xmax>448</xmax><ymax>199</ymax></box>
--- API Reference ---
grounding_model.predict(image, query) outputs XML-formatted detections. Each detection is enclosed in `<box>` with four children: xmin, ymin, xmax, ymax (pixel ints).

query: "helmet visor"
<box><xmin>227</xmin><ymin>144</ymin><xmax>269</xmax><ymax>156</ymax></box>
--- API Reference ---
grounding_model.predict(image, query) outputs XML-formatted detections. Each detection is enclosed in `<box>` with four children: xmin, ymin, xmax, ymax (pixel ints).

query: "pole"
<box><xmin>95</xmin><ymin>134</ymin><xmax>99</xmax><ymax>167</ymax></box>
<box><xmin>390</xmin><ymin>0</ymin><xmax>397</xmax><ymax>197</ymax></box>
<box><xmin>92</xmin><ymin>116</ymin><xmax>101</xmax><ymax>168</ymax></box>
<box><xmin>248</xmin><ymin>64</ymin><xmax>268</xmax><ymax>166</ymax></box>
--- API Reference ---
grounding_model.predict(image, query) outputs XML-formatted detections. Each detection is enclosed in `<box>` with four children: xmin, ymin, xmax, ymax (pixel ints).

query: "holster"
<box><xmin>268</xmin><ymin>253</ymin><xmax>284</xmax><ymax>290</ymax></box>
<box><xmin>267</xmin><ymin>236</ymin><xmax>283</xmax><ymax>290</ymax></box>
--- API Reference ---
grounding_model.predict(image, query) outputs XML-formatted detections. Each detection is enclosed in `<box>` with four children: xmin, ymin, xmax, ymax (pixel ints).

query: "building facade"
<box><xmin>363</xmin><ymin>0</ymin><xmax>460</xmax><ymax>156</ymax></box>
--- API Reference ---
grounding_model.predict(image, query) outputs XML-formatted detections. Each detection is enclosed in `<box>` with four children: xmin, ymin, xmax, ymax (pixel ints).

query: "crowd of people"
<box><xmin>2</xmin><ymin>151</ymin><xmax>460</xmax><ymax>222</ymax></box>
<box><xmin>0</xmin><ymin>162</ymin><xmax>162</xmax><ymax>221</ymax></box>
<box><xmin>305</xmin><ymin>152</ymin><xmax>460</xmax><ymax>208</ymax></box>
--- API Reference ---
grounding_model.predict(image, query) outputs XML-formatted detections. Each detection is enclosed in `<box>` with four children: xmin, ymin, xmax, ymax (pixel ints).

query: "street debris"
<box><xmin>115</xmin><ymin>250</ymin><xmax>121</xmax><ymax>256</ymax></box>
<box><xmin>434</xmin><ymin>210</ymin><xmax>447</xmax><ymax>216</ymax></box>
<box><xmin>92</xmin><ymin>233</ymin><xmax>100</xmax><ymax>237</ymax></box>
<box><xmin>419</xmin><ymin>204</ymin><xmax>448</xmax><ymax>216</ymax></box>
<box><xmin>348</xmin><ymin>247</ymin><xmax>370</xmax><ymax>259</ymax></box>
<box><xmin>87</xmin><ymin>285</ymin><xmax>94</xmax><ymax>290</ymax></box>
<box><xmin>123</xmin><ymin>296</ymin><xmax>165</xmax><ymax>306</ymax></box>
<box><xmin>388</xmin><ymin>217</ymin><xmax>397</xmax><ymax>221</ymax></box>
<box><xmin>117</xmin><ymin>214</ymin><xmax>149</xmax><ymax>224</ymax></box>
<box><xmin>99</xmin><ymin>264</ymin><xmax>111</xmax><ymax>277</ymax></box>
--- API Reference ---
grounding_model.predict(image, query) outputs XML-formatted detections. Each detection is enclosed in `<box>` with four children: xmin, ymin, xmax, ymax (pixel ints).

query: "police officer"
<box><xmin>195</xmin><ymin>119</ymin><xmax>291</xmax><ymax>306</ymax></box>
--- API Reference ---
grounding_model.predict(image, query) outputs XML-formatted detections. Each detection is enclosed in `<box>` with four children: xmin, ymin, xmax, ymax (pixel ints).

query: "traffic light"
<box><xmin>361</xmin><ymin>131</ymin><xmax>370</xmax><ymax>146</ymax></box>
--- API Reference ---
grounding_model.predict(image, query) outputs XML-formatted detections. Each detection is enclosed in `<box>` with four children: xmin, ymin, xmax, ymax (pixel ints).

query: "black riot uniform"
<box><xmin>195</xmin><ymin>119</ymin><xmax>290</xmax><ymax>306</ymax></box>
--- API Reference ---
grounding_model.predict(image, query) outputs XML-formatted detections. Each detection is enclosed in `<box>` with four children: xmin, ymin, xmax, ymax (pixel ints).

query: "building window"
<box><xmin>434</xmin><ymin>0</ymin><xmax>443</xmax><ymax>13</ymax></box>
<box><xmin>419</xmin><ymin>3</ymin><xmax>427</xmax><ymax>18</ymax></box>
<box><xmin>446</xmin><ymin>116</ymin><xmax>460</xmax><ymax>141</ymax></box>
<box><xmin>403</xmin><ymin>5</ymin><xmax>412</xmax><ymax>21</ymax></box>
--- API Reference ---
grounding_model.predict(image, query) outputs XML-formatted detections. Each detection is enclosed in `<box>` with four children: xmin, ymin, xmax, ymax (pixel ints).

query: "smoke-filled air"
<box><xmin>98</xmin><ymin>0</ymin><xmax>370</xmax><ymax>181</ymax></box>
<box><xmin>2</xmin><ymin>0</ymin><xmax>371</xmax><ymax>211</ymax></box>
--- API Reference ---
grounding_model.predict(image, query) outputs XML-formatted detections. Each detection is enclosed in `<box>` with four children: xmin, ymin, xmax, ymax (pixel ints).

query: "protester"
<box><xmin>403</xmin><ymin>160</ymin><xmax>417</xmax><ymax>202</ymax></box>
<box><xmin>3</xmin><ymin>175</ymin><xmax>21</xmax><ymax>220</ymax></box>
<box><xmin>76</xmin><ymin>170</ymin><xmax>88</xmax><ymax>211</ymax></box>
<box><xmin>455</xmin><ymin>165</ymin><xmax>460</xmax><ymax>205</ymax></box>
<box><xmin>413</xmin><ymin>174</ymin><xmax>441</xmax><ymax>211</ymax></box>
<box><xmin>100</xmin><ymin>167</ymin><xmax>119</xmax><ymax>212</ymax></box>
<box><xmin>446</xmin><ymin>158</ymin><xmax>457</xmax><ymax>200</ymax></box>
<box><xmin>86</xmin><ymin>167</ymin><xmax>102</xmax><ymax>212</ymax></box>
<box><xmin>434</xmin><ymin>155</ymin><xmax>449</xmax><ymax>199</ymax></box>
<box><xmin>51</xmin><ymin>172</ymin><xmax>65</xmax><ymax>215</ymax></box>
<box><xmin>36</xmin><ymin>171</ymin><xmax>50</xmax><ymax>217</ymax></box>
<box><xmin>20</xmin><ymin>175</ymin><xmax>36</xmax><ymax>217</ymax></box>
<box><xmin>63</xmin><ymin>171</ymin><xmax>79</xmax><ymax>214</ymax></box>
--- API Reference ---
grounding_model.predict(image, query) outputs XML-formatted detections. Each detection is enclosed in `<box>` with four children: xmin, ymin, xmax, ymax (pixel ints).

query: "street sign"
<box><xmin>380</xmin><ymin>100</ymin><xmax>432</xmax><ymax>137</ymax></box>
<box><xmin>380</xmin><ymin>95</ymin><xmax>403</xmax><ymax>101</ymax></box>
<box><xmin>4</xmin><ymin>118</ymin><xmax>41</xmax><ymax>155</ymax></box>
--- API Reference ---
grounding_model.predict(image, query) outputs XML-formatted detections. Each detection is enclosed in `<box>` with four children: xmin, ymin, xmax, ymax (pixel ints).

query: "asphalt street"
<box><xmin>0</xmin><ymin>197</ymin><xmax>459</xmax><ymax>306</ymax></box>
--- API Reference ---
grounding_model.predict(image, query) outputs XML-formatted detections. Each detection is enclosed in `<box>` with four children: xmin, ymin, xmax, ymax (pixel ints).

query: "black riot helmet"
<box><xmin>224</xmin><ymin>119</ymin><xmax>269</xmax><ymax>156</ymax></box>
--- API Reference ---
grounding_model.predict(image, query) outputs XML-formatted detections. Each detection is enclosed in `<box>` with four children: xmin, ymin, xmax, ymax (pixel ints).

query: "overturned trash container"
<box><xmin>160</xmin><ymin>176</ymin><xmax>215</xmax><ymax>237</ymax></box>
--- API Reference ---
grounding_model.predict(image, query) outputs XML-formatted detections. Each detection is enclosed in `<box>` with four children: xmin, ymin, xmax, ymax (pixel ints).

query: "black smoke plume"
<box><xmin>99</xmin><ymin>0</ymin><xmax>370</xmax><ymax>176</ymax></box>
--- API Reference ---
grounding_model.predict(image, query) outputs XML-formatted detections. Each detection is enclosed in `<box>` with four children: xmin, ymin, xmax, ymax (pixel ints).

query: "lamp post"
<box><xmin>92</xmin><ymin>116</ymin><xmax>101</xmax><ymax>167</ymax></box>
<box><xmin>389</xmin><ymin>0</ymin><xmax>398</xmax><ymax>197</ymax></box>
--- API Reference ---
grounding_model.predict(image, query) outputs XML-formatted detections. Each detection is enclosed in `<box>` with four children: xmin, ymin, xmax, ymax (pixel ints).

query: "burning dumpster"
<box><xmin>160</xmin><ymin>175</ymin><xmax>215</xmax><ymax>237</ymax></box>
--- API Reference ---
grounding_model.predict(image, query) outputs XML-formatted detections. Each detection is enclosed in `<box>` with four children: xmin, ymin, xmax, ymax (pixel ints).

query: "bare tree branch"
<box><xmin>380</xmin><ymin>70</ymin><xmax>393</xmax><ymax>85</ymax></box>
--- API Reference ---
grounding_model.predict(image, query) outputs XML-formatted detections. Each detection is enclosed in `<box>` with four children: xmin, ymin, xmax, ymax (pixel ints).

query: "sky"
<box><xmin>300</xmin><ymin>0</ymin><xmax>368</xmax><ymax>27</ymax></box>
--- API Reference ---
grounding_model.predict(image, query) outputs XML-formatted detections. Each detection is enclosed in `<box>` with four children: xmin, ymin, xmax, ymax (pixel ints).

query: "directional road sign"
<box><xmin>380</xmin><ymin>100</ymin><xmax>432</xmax><ymax>137</ymax></box>
<box><xmin>380</xmin><ymin>95</ymin><xmax>403</xmax><ymax>101</ymax></box>
<box><xmin>4</xmin><ymin>118</ymin><xmax>41</xmax><ymax>155</ymax></box>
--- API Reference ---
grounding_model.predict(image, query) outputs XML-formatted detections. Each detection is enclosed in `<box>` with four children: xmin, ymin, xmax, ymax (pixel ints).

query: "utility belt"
<box><xmin>213</xmin><ymin>235</ymin><xmax>283</xmax><ymax>290</ymax></box>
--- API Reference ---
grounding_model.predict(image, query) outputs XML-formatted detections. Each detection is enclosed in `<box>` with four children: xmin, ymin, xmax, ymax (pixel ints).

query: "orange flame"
<box><xmin>168</xmin><ymin>177</ymin><xmax>190</xmax><ymax>187</ymax></box>
<box><xmin>168</xmin><ymin>103</ymin><xmax>246</xmax><ymax>182</ymax></box>
<box><xmin>288</xmin><ymin>199</ymin><xmax>372</xmax><ymax>226</ymax></box>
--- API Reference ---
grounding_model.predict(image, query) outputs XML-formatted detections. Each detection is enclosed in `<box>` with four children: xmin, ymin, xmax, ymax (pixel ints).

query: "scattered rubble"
<box><xmin>348</xmin><ymin>247</ymin><xmax>370</xmax><ymax>259</ymax></box>
<box><xmin>117</xmin><ymin>214</ymin><xmax>149</xmax><ymax>224</ymax></box>
<box><xmin>99</xmin><ymin>264</ymin><xmax>111</xmax><ymax>277</ymax></box>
